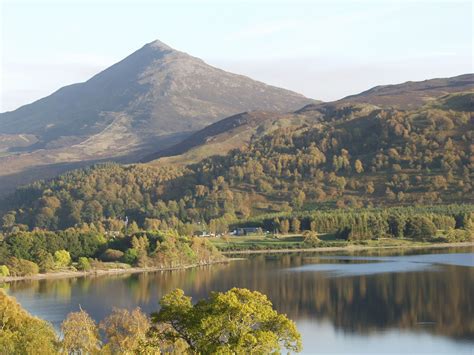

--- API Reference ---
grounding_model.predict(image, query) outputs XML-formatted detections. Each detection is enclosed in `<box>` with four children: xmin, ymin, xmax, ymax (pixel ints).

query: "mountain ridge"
<box><xmin>339</xmin><ymin>73</ymin><xmax>474</xmax><ymax>108</ymax></box>
<box><xmin>145</xmin><ymin>74</ymin><xmax>474</xmax><ymax>167</ymax></box>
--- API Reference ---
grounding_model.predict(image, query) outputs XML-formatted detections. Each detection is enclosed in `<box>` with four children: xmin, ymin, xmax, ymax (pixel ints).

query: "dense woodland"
<box><xmin>0</xmin><ymin>228</ymin><xmax>223</xmax><ymax>277</ymax></box>
<box><xmin>236</xmin><ymin>205</ymin><xmax>473</xmax><ymax>241</ymax></box>
<box><xmin>0</xmin><ymin>204</ymin><xmax>471</xmax><ymax>277</ymax></box>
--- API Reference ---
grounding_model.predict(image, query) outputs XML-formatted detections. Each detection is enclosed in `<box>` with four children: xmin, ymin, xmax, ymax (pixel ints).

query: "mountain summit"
<box><xmin>147</xmin><ymin>39</ymin><xmax>173</xmax><ymax>51</ymax></box>
<box><xmin>0</xmin><ymin>40</ymin><xmax>314</xmax><ymax>194</ymax></box>
<box><xmin>0</xmin><ymin>39</ymin><xmax>312</xmax><ymax>150</ymax></box>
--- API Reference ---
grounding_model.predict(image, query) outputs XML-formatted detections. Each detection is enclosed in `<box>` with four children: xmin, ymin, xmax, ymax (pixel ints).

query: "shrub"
<box><xmin>122</xmin><ymin>248</ymin><xmax>138</xmax><ymax>265</ymax></box>
<box><xmin>335</xmin><ymin>226</ymin><xmax>352</xmax><ymax>240</ymax></box>
<box><xmin>7</xmin><ymin>257</ymin><xmax>39</xmax><ymax>276</ymax></box>
<box><xmin>302</xmin><ymin>231</ymin><xmax>320</xmax><ymax>247</ymax></box>
<box><xmin>54</xmin><ymin>250</ymin><xmax>72</xmax><ymax>268</ymax></box>
<box><xmin>101</xmin><ymin>249</ymin><xmax>124</xmax><ymax>262</ymax></box>
<box><xmin>0</xmin><ymin>265</ymin><xmax>10</xmax><ymax>277</ymax></box>
<box><xmin>77</xmin><ymin>257</ymin><xmax>92</xmax><ymax>271</ymax></box>
<box><xmin>443</xmin><ymin>228</ymin><xmax>473</xmax><ymax>242</ymax></box>
<box><xmin>35</xmin><ymin>250</ymin><xmax>56</xmax><ymax>273</ymax></box>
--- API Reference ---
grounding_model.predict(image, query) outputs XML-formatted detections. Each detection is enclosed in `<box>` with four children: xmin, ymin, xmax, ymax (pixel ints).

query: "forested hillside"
<box><xmin>1</xmin><ymin>92</ymin><xmax>472</xmax><ymax>236</ymax></box>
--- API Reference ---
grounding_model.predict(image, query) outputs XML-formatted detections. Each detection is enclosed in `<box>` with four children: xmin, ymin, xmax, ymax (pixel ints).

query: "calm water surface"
<box><xmin>4</xmin><ymin>247</ymin><xmax>474</xmax><ymax>354</ymax></box>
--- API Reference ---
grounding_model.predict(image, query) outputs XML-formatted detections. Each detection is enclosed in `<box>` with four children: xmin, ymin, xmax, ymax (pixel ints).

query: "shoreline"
<box><xmin>0</xmin><ymin>258</ymin><xmax>231</xmax><ymax>283</ymax></box>
<box><xmin>1</xmin><ymin>241</ymin><xmax>471</xmax><ymax>283</ymax></box>
<box><xmin>220</xmin><ymin>241</ymin><xmax>474</xmax><ymax>255</ymax></box>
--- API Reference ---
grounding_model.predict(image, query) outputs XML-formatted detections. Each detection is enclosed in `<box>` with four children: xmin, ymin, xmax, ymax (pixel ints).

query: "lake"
<box><xmin>4</xmin><ymin>247</ymin><xmax>474</xmax><ymax>354</ymax></box>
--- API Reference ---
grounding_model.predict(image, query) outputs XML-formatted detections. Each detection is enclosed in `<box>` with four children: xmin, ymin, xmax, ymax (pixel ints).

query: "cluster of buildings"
<box><xmin>194</xmin><ymin>227</ymin><xmax>263</xmax><ymax>237</ymax></box>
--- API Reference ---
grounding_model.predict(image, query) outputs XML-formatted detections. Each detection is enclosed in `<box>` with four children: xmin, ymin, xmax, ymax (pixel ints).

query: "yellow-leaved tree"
<box><xmin>0</xmin><ymin>289</ymin><xmax>58</xmax><ymax>354</ymax></box>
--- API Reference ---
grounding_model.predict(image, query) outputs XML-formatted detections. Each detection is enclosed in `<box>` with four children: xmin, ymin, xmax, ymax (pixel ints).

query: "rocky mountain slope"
<box><xmin>0</xmin><ymin>40</ymin><xmax>314</xmax><ymax>195</ymax></box>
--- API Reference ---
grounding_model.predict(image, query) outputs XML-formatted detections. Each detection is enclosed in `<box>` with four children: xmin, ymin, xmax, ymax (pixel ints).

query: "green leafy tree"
<box><xmin>151</xmin><ymin>288</ymin><xmax>302</xmax><ymax>354</ymax></box>
<box><xmin>405</xmin><ymin>216</ymin><xmax>437</xmax><ymax>240</ymax></box>
<box><xmin>1</xmin><ymin>213</ymin><xmax>15</xmax><ymax>232</ymax></box>
<box><xmin>122</xmin><ymin>248</ymin><xmax>138</xmax><ymax>265</ymax></box>
<box><xmin>132</xmin><ymin>236</ymin><xmax>150</xmax><ymax>267</ymax></box>
<box><xmin>292</xmin><ymin>190</ymin><xmax>306</xmax><ymax>209</ymax></box>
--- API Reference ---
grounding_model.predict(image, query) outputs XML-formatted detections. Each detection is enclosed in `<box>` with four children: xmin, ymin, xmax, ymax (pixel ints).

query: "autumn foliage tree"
<box><xmin>0</xmin><ymin>290</ymin><xmax>58</xmax><ymax>354</ymax></box>
<box><xmin>61</xmin><ymin>309</ymin><xmax>101</xmax><ymax>354</ymax></box>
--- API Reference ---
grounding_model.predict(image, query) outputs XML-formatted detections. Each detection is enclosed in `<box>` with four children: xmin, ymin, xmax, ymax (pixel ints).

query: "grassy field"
<box><xmin>211</xmin><ymin>233</ymin><xmax>355</xmax><ymax>252</ymax></box>
<box><xmin>211</xmin><ymin>234</ymin><xmax>306</xmax><ymax>251</ymax></box>
<box><xmin>210</xmin><ymin>234</ymin><xmax>466</xmax><ymax>252</ymax></box>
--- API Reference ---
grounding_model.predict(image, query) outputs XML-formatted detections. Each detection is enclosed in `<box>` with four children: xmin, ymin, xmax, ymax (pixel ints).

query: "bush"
<box><xmin>443</xmin><ymin>228</ymin><xmax>473</xmax><ymax>242</ymax></box>
<box><xmin>335</xmin><ymin>226</ymin><xmax>352</xmax><ymax>240</ymax></box>
<box><xmin>122</xmin><ymin>248</ymin><xmax>138</xmax><ymax>265</ymax></box>
<box><xmin>77</xmin><ymin>257</ymin><xmax>92</xmax><ymax>271</ymax></box>
<box><xmin>35</xmin><ymin>250</ymin><xmax>56</xmax><ymax>273</ymax></box>
<box><xmin>0</xmin><ymin>265</ymin><xmax>10</xmax><ymax>277</ymax></box>
<box><xmin>7</xmin><ymin>257</ymin><xmax>39</xmax><ymax>276</ymax></box>
<box><xmin>101</xmin><ymin>249</ymin><xmax>124</xmax><ymax>262</ymax></box>
<box><xmin>54</xmin><ymin>250</ymin><xmax>72</xmax><ymax>268</ymax></box>
<box><xmin>302</xmin><ymin>231</ymin><xmax>320</xmax><ymax>247</ymax></box>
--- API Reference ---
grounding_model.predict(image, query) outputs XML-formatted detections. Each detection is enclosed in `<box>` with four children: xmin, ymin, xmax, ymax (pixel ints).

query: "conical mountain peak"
<box><xmin>0</xmin><ymin>40</ymin><xmax>314</xmax><ymax>193</ymax></box>
<box><xmin>146</xmin><ymin>39</ymin><xmax>173</xmax><ymax>51</ymax></box>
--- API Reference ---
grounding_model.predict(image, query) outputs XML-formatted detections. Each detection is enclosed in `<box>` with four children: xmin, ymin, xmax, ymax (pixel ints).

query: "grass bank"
<box><xmin>211</xmin><ymin>234</ymin><xmax>474</xmax><ymax>254</ymax></box>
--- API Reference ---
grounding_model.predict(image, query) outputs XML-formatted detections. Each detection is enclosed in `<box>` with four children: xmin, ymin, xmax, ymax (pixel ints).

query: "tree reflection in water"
<box><xmin>5</xmin><ymin>250</ymin><xmax>474</xmax><ymax>342</ymax></box>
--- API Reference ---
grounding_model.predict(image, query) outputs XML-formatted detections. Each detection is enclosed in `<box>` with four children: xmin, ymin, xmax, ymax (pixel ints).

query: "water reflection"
<box><xmin>5</xmin><ymin>249</ymin><xmax>474</xmax><ymax>351</ymax></box>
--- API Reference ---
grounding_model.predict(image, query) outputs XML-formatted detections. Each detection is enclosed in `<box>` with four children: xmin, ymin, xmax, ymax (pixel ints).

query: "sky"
<box><xmin>0</xmin><ymin>0</ymin><xmax>472</xmax><ymax>112</ymax></box>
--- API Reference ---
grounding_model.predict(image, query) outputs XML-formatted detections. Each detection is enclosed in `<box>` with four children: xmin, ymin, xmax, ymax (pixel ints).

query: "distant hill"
<box><xmin>145</xmin><ymin>75</ymin><xmax>473</xmax><ymax>167</ymax></box>
<box><xmin>0</xmin><ymin>40</ymin><xmax>314</xmax><ymax>195</ymax></box>
<box><xmin>340</xmin><ymin>73</ymin><xmax>474</xmax><ymax>108</ymax></box>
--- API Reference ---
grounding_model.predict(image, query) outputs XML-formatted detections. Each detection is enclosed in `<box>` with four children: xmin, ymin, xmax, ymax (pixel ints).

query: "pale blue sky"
<box><xmin>1</xmin><ymin>0</ymin><xmax>472</xmax><ymax>111</ymax></box>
